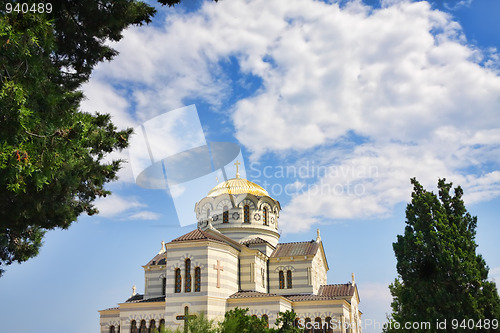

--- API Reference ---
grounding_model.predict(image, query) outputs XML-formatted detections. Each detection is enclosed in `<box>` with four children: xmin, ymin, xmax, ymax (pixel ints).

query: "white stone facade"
<box><xmin>99</xmin><ymin>176</ymin><xmax>362</xmax><ymax>332</ymax></box>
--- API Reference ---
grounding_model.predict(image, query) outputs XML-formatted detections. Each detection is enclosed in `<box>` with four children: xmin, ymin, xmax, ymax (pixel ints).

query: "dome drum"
<box><xmin>194</xmin><ymin>177</ymin><xmax>281</xmax><ymax>247</ymax></box>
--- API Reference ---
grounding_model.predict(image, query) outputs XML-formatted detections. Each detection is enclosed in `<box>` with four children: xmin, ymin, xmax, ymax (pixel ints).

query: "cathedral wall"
<box><xmin>251</xmin><ymin>254</ymin><xmax>268</xmax><ymax>293</ymax></box>
<box><xmin>206</xmin><ymin>243</ymin><xmax>239</xmax><ymax>296</ymax></box>
<box><xmin>214</xmin><ymin>227</ymin><xmax>279</xmax><ymax>248</ymax></box>
<box><xmin>347</xmin><ymin>291</ymin><xmax>361</xmax><ymax>333</ymax></box>
<box><xmin>239</xmin><ymin>248</ymin><xmax>269</xmax><ymax>291</ymax></box>
<box><xmin>239</xmin><ymin>250</ymin><xmax>256</xmax><ymax>291</ymax></box>
<box><xmin>269</xmin><ymin>258</ymin><xmax>314</xmax><ymax>295</ymax></box>
<box><xmin>164</xmin><ymin>240</ymin><xmax>239</xmax><ymax>328</ymax></box>
<box><xmin>143</xmin><ymin>267</ymin><xmax>166</xmax><ymax>299</ymax></box>
<box><xmin>227</xmin><ymin>296</ymin><xmax>293</xmax><ymax>328</ymax></box>
<box><xmin>292</xmin><ymin>300</ymin><xmax>351</xmax><ymax>332</ymax></box>
<box><xmin>311</xmin><ymin>251</ymin><xmax>328</xmax><ymax>294</ymax></box>
<box><xmin>164</xmin><ymin>242</ymin><xmax>210</xmax><ymax>327</ymax></box>
<box><xmin>117</xmin><ymin>303</ymin><xmax>165</xmax><ymax>333</ymax></box>
<box><xmin>99</xmin><ymin>309</ymin><xmax>120</xmax><ymax>333</ymax></box>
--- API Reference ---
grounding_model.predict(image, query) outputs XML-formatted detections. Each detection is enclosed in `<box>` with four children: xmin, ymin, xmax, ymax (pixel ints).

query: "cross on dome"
<box><xmin>234</xmin><ymin>160</ymin><xmax>241</xmax><ymax>178</ymax></box>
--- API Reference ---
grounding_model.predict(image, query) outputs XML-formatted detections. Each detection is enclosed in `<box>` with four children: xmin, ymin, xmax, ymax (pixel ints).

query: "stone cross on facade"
<box><xmin>213</xmin><ymin>259</ymin><xmax>224</xmax><ymax>288</ymax></box>
<box><xmin>176</xmin><ymin>306</ymin><xmax>196</xmax><ymax>333</ymax></box>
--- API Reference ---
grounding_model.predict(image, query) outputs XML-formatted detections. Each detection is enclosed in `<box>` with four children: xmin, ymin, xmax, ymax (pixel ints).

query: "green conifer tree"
<box><xmin>386</xmin><ymin>178</ymin><xmax>500</xmax><ymax>332</ymax></box>
<box><xmin>0</xmin><ymin>0</ymin><xmax>217</xmax><ymax>276</ymax></box>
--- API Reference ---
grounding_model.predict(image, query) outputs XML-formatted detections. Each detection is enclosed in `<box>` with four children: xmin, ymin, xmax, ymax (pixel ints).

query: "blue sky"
<box><xmin>1</xmin><ymin>0</ymin><xmax>500</xmax><ymax>332</ymax></box>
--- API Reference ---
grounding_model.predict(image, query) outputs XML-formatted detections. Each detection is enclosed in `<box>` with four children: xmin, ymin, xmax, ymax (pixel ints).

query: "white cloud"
<box><xmin>94</xmin><ymin>195</ymin><xmax>161</xmax><ymax>221</ymax></box>
<box><xmin>94</xmin><ymin>195</ymin><xmax>146</xmax><ymax>218</ymax></box>
<box><xmin>285</xmin><ymin>180</ymin><xmax>306</xmax><ymax>194</ymax></box>
<box><xmin>129</xmin><ymin>211</ymin><xmax>162</xmax><ymax>220</ymax></box>
<box><xmin>80</xmin><ymin>80</ymin><xmax>135</xmax><ymax>130</ymax></box>
<box><xmin>358</xmin><ymin>281</ymin><xmax>393</xmax><ymax>303</ymax></box>
<box><xmin>444</xmin><ymin>0</ymin><xmax>473</xmax><ymax>11</ymax></box>
<box><xmin>490</xmin><ymin>267</ymin><xmax>500</xmax><ymax>283</ymax></box>
<box><xmin>231</xmin><ymin>0</ymin><xmax>499</xmax><ymax>158</ymax></box>
<box><xmin>82</xmin><ymin>0</ymin><xmax>500</xmax><ymax>232</ymax></box>
<box><xmin>169</xmin><ymin>184</ymin><xmax>187</xmax><ymax>199</ymax></box>
<box><xmin>357</xmin><ymin>282</ymin><xmax>394</xmax><ymax>332</ymax></box>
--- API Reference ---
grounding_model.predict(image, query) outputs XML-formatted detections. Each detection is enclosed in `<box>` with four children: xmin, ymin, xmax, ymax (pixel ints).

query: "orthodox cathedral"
<box><xmin>99</xmin><ymin>166</ymin><xmax>362</xmax><ymax>332</ymax></box>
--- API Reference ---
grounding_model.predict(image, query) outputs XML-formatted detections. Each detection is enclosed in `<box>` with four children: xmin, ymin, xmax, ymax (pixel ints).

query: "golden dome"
<box><xmin>207</xmin><ymin>177</ymin><xmax>269</xmax><ymax>197</ymax></box>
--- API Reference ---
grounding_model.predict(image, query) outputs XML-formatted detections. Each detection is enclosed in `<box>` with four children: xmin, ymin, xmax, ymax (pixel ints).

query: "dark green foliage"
<box><xmin>154</xmin><ymin>309</ymin><xmax>303</xmax><ymax>332</ymax></box>
<box><xmin>269</xmin><ymin>311</ymin><xmax>302</xmax><ymax>333</ymax></box>
<box><xmin>158</xmin><ymin>0</ymin><xmax>218</xmax><ymax>6</ymax></box>
<box><xmin>187</xmin><ymin>312</ymin><xmax>217</xmax><ymax>333</ymax></box>
<box><xmin>385</xmin><ymin>178</ymin><xmax>500</xmax><ymax>332</ymax></box>
<box><xmin>1</xmin><ymin>0</ymin><xmax>222</xmax><ymax>276</ymax></box>
<box><xmin>218</xmin><ymin>307</ymin><xmax>269</xmax><ymax>333</ymax></box>
<box><xmin>160</xmin><ymin>326</ymin><xmax>181</xmax><ymax>333</ymax></box>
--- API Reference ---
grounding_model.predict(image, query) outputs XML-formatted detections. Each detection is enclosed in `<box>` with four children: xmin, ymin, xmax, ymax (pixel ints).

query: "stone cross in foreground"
<box><xmin>176</xmin><ymin>306</ymin><xmax>196</xmax><ymax>333</ymax></box>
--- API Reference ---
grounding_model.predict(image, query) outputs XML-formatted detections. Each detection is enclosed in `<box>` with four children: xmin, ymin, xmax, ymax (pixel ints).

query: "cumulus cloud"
<box><xmin>83</xmin><ymin>0</ymin><xmax>500</xmax><ymax>232</ymax></box>
<box><xmin>356</xmin><ymin>282</ymin><xmax>394</xmax><ymax>331</ymax></box>
<box><xmin>94</xmin><ymin>195</ymin><xmax>146</xmax><ymax>218</ymax></box>
<box><xmin>490</xmin><ymin>267</ymin><xmax>500</xmax><ymax>283</ymax></box>
<box><xmin>232</xmin><ymin>1</ymin><xmax>499</xmax><ymax>156</ymax></box>
<box><xmin>129</xmin><ymin>211</ymin><xmax>162</xmax><ymax>220</ymax></box>
<box><xmin>80</xmin><ymin>79</ymin><xmax>135</xmax><ymax>130</ymax></box>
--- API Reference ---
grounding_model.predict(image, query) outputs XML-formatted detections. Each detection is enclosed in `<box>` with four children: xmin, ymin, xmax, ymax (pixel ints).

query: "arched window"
<box><xmin>262</xmin><ymin>314</ymin><xmax>269</xmax><ymax>328</ymax></box>
<box><xmin>195</xmin><ymin>267</ymin><xmax>201</xmax><ymax>292</ymax></box>
<box><xmin>175</xmin><ymin>268</ymin><xmax>181</xmax><ymax>293</ymax></box>
<box><xmin>287</xmin><ymin>270</ymin><xmax>292</xmax><ymax>289</ymax></box>
<box><xmin>159</xmin><ymin>319</ymin><xmax>165</xmax><ymax>332</ymax></box>
<box><xmin>162</xmin><ymin>277</ymin><xmax>166</xmax><ymax>295</ymax></box>
<box><xmin>206</xmin><ymin>208</ymin><xmax>210</xmax><ymax>219</ymax></box>
<box><xmin>279</xmin><ymin>271</ymin><xmax>285</xmax><ymax>289</ymax></box>
<box><xmin>263</xmin><ymin>207</ymin><xmax>268</xmax><ymax>225</ymax></box>
<box><xmin>223</xmin><ymin>206</ymin><xmax>229</xmax><ymax>223</ymax></box>
<box><xmin>304</xmin><ymin>318</ymin><xmax>312</xmax><ymax>333</ymax></box>
<box><xmin>110</xmin><ymin>325</ymin><xmax>115</xmax><ymax>333</ymax></box>
<box><xmin>130</xmin><ymin>320</ymin><xmax>137</xmax><ymax>333</ymax></box>
<box><xmin>149</xmin><ymin>320</ymin><xmax>156</xmax><ymax>333</ymax></box>
<box><xmin>185</xmin><ymin>258</ymin><xmax>191</xmax><ymax>293</ymax></box>
<box><xmin>139</xmin><ymin>320</ymin><xmax>146</xmax><ymax>333</ymax></box>
<box><xmin>314</xmin><ymin>317</ymin><xmax>322</xmax><ymax>333</ymax></box>
<box><xmin>325</xmin><ymin>317</ymin><xmax>333</xmax><ymax>333</ymax></box>
<box><xmin>244</xmin><ymin>205</ymin><xmax>250</xmax><ymax>223</ymax></box>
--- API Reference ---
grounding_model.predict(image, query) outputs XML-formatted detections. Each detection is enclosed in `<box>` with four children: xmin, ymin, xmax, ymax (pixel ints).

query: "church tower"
<box><xmin>194</xmin><ymin>166</ymin><xmax>281</xmax><ymax>247</ymax></box>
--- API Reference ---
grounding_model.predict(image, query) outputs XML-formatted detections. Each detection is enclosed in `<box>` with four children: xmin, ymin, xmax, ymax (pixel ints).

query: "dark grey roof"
<box><xmin>125</xmin><ymin>294</ymin><xmax>144</xmax><ymax>302</ymax></box>
<box><xmin>228</xmin><ymin>284</ymin><xmax>356</xmax><ymax>302</ymax></box>
<box><xmin>229</xmin><ymin>290</ymin><xmax>279</xmax><ymax>299</ymax></box>
<box><xmin>170</xmin><ymin>228</ymin><xmax>241</xmax><ymax>250</ymax></box>
<box><xmin>318</xmin><ymin>283</ymin><xmax>355</xmax><ymax>297</ymax></box>
<box><xmin>171</xmin><ymin>229</ymin><xmax>222</xmax><ymax>242</ymax></box>
<box><xmin>138</xmin><ymin>296</ymin><xmax>166</xmax><ymax>303</ymax></box>
<box><xmin>146</xmin><ymin>252</ymin><xmax>167</xmax><ymax>266</ymax></box>
<box><xmin>241</xmin><ymin>237</ymin><xmax>271</xmax><ymax>246</ymax></box>
<box><xmin>271</xmin><ymin>240</ymin><xmax>319</xmax><ymax>257</ymax></box>
<box><xmin>125</xmin><ymin>295</ymin><xmax>166</xmax><ymax>304</ymax></box>
<box><xmin>102</xmin><ymin>306</ymin><xmax>119</xmax><ymax>311</ymax></box>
